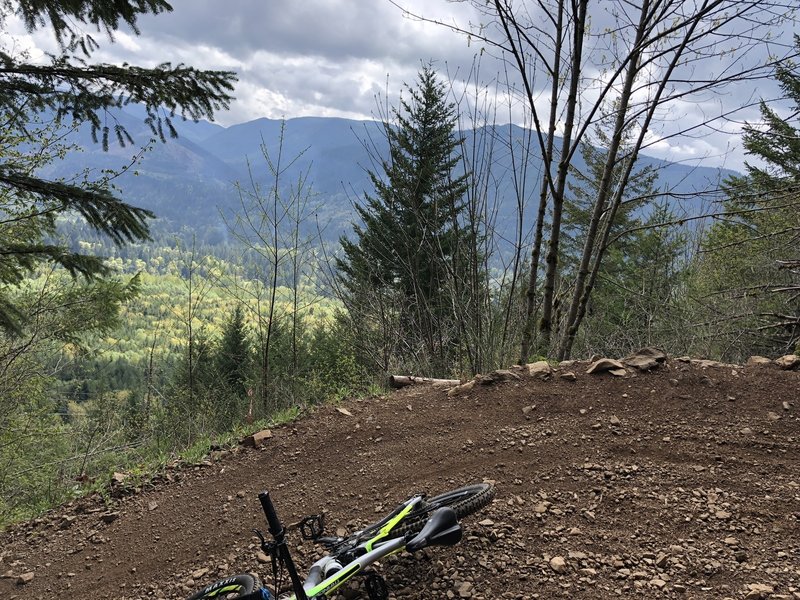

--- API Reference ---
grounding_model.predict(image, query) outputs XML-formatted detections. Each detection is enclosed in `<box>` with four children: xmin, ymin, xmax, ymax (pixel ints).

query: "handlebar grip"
<box><xmin>258</xmin><ymin>491</ymin><xmax>284</xmax><ymax>536</ymax></box>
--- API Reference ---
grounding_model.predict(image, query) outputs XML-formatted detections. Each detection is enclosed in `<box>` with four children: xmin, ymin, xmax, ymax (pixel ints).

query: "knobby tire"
<box><xmin>340</xmin><ymin>482</ymin><xmax>495</xmax><ymax>548</ymax></box>
<box><xmin>186</xmin><ymin>573</ymin><xmax>259</xmax><ymax>599</ymax></box>
<box><xmin>391</xmin><ymin>482</ymin><xmax>495</xmax><ymax>538</ymax></box>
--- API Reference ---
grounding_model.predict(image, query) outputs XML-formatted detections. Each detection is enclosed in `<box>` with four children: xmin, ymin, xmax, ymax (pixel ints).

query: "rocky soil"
<box><xmin>1</xmin><ymin>355</ymin><xmax>799</xmax><ymax>599</ymax></box>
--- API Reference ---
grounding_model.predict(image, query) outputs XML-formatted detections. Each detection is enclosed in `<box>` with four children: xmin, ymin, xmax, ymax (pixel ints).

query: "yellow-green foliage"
<box><xmin>27</xmin><ymin>254</ymin><xmax>342</xmax><ymax>365</ymax></box>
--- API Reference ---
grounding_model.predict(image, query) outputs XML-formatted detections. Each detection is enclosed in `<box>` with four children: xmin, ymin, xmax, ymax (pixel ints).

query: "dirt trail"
<box><xmin>1</xmin><ymin>359</ymin><xmax>799</xmax><ymax>599</ymax></box>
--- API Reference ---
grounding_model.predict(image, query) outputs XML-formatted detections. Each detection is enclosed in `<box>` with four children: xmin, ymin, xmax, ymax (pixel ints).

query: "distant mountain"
<box><xmin>198</xmin><ymin>116</ymin><xmax>387</xmax><ymax>200</ymax></box>
<box><xmin>40</xmin><ymin>108</ymin><xmax>739</xmax><ymax>244</ymax></box>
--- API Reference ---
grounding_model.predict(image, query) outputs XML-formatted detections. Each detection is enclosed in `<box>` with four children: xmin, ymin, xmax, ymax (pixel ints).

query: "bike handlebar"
<box><xmin>258</xmin><ymin>490</ymin><xmax>309</xmax><ymax>600</ymax></box>
<box><xmin>258</xmin><ymin>491</ymin><xmax>284</xmax><ymax>537</ymax></box>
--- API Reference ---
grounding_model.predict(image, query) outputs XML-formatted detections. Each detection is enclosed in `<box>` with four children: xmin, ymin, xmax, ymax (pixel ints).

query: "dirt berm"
<box><xmin>1</xmin><ymin>358</ymin><xmax>799</xmax><ymax>599</ymax></box>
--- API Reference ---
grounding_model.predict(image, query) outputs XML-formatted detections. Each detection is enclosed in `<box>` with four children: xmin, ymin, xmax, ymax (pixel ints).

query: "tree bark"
<box><xmin>389</xmin><ymin>375</ymin><xmax>462</xmax><ymax>388</ymax></box>
<box><xmin>518</xmin><ymin>0</ymin><xmax>565</xmax><ymax>364</ymax></box>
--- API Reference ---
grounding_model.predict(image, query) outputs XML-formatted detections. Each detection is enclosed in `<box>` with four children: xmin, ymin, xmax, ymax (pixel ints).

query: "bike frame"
<box><xmin>259</xmin><ymin>491</ymin><xmax>425</xmax><ymax>600</ymax></box>
<box><xmin>293</xmin><ymin>535</ymin><xmax>405</xmax><ymax>598</ymax></box>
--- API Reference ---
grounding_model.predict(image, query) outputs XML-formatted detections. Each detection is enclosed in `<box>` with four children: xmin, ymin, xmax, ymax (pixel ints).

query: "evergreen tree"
<box><xmin>337</xmin><ymin>66</ymin><xmax>471</xmax><ymax>374</ymax></box>
<box><xmin>562</xmin><ymin>134</ymin><xmax>660</xmax><ymax>274</ymax></box>
<box><xmin>560</xmin><ymin>134</ymin><xmax>688</xmax><ymax>356</ymax></box>
<box><xmin>692</xmin><ymin>39</ymin><xmax>800</xmax><ymax>357</ymax></box>
<box><xmin>215</xmin><ymin>304</ymin><xmax>251</xmax><ymax>400</ymax></box>
<box><xmin>0</xmin><ymin>0</ymin><xmax>236</xmax><ymax>334</ymax></box>
<box><xmin>735</xmin><ymin>38</ymin><xmax>800</xmax><ymax>191</ymax></box>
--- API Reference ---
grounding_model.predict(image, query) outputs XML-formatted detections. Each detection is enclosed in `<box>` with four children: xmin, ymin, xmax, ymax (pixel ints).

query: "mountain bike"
<box><xmin>186</xmin><ymin>481</ymin><xmax>495</xmax><ymax>600</ymax></box>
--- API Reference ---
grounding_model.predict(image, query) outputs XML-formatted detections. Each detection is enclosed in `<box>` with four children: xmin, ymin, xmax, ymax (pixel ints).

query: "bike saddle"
<box><xmin>405</xmin><ymin>507</ymin><xmax>462</xmax><ymax>552</ymax></box>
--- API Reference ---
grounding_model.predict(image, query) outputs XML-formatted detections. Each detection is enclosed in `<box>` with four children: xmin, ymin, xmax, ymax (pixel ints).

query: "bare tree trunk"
<box><xmin>556</xmin><ymin>1</ymin><xmax>647</xmax><ymax>360</ymax></box>
<box><xmin>144</xmin><ymin>313</ymin><xmax>163</xmax><ymax>421</ymax></box>
<box><xmin>539</xmin><ymin>0</ymin><xmax>588</xmax><ymax>355</ymax></box>
<box><xmin>558</xmin><ymin>0</ymin><xmax>706</xmax><ymax>359</ymax></box>
<box><xmin>490</xmin><ymin>0</ymin><xmax>588</xmax><ymax>360</ymax></box>
<box><xmin>176</xmin><ymin>237</ymin><xmax>210</xmax><ymax>415</ymax></box>
<box><xmin>518</xmin><ymin>0</ymin><xmax>565</xmax><ymax>363</ymax></box>
<box><xmin>218</xmin><ymin>121</ymin><xmax>320</xmax><ymax>414</ymax></box>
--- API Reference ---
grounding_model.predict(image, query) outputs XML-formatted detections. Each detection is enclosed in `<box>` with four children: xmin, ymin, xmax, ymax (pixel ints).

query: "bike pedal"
<box><xmin>299</xmin><ymin>514</ymin><xmax>325</xmax><ymax>540</ymax></box>
<box><xmin>364</xmin><ymin>572</ymin><xmax>389</xmax><ymax>600</ymax></box>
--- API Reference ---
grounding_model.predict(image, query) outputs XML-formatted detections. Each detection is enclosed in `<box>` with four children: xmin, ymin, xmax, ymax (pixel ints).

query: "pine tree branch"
<box><xmin>0</xmin><ymin>168</ymin><xmax>154</xmax><ymax>244</ymax></box>
<box><xmin>10</xmin><ymin>0</ymin><xmax>174</xmax><ymax>46</ymax></box>
<box><xmin>0</xmin><ymin>60</ymin><xmax>235</xmax><ymax>142</ymax></box>
<box><xmin>0</xmin><ymin>243</ymin><xmax>109</xmax><ymax>283</ymax></box>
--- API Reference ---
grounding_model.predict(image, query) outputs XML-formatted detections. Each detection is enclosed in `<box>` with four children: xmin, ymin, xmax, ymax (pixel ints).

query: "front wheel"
<box><xmin>339</xmin><ymin>482</ymin><xmax>495</xmax><ymax>549</ymax></box>
<box><xmin>186</xmin><ymin>573</ymin><xmax>266</xmax><ymax>599</ymax></box>
<box><xmin>392</xmin><ymin>482</ymin><xmax>495</xmax><ymax>538</ymax></box>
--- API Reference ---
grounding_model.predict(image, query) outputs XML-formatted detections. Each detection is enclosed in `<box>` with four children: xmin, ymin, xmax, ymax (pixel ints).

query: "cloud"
<box><xmin>83</xmin><ymin>0</ymin><xmax>481</xmax><ymax>125</ymax></box>
<box><xmin>4</xmin><ymin>0</ymin><xmax>796</xmax><ymax>171</ymax></box>
<box><xmin>139</xmin><ymin>1</ymin><xmax>472</xmax><ymax>62</ymax></box>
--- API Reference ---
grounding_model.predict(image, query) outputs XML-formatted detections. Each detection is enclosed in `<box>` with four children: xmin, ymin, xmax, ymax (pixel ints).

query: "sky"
<box><xmin>6</xmin><ymin>0</ymin><xmax>798</xmax><ymax>172</ymax></box>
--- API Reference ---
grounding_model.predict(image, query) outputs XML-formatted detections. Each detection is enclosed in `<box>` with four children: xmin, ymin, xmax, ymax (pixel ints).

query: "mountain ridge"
<box><xmin>42</xmin><ymin>109</ymin><xmax>739</xmax><ymax>241</ymax></box>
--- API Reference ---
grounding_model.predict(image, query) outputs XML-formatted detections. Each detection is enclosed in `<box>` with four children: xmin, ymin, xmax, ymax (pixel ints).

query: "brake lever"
<box><xmin>254</xmin><ymin>528</ymin><xmax>279</xmax><ymax>557</ymax></box>
<box><xmin>254</xmin><ymin>528</ymin><xmax>267</xmax><ymax>546</ymax></box>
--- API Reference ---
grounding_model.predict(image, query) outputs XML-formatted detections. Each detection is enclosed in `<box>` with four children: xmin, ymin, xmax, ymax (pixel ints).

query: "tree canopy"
<box><xmin>694</xmin><ymin>37</ymin><xmax>800</xmax><ymax>357</ymax></box>
<box><xmin>0</xmin><ymin>0</ymin><xmax>236</xmax><ymax>334</ymax></box>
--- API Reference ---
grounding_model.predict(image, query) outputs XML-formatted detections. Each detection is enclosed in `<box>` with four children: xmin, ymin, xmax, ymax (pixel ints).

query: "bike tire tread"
<box><xmin>391</xmin><ymin>482</ymin><xmax>495</xmax><ymax>538</ymax></box>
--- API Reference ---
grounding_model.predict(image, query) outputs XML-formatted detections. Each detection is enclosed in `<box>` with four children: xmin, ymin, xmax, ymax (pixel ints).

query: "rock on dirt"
<box><xmin>586</xmin><ymin>357</ymin><xmax>627</xmax><ymax>376</ymax></box>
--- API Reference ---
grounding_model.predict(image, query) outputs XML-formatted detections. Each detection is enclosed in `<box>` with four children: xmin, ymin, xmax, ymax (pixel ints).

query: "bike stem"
<box><xmin>259</xmin><ymin>491</ymin><xmax>309</xmax><ymax>600</ymax></box>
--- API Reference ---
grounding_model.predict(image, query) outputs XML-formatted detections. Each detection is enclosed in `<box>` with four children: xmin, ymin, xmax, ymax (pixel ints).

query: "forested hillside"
<box><xmin>1</xmin><ymin>0</ymin><xmax>798</xmax><ymax>530</ymax></box>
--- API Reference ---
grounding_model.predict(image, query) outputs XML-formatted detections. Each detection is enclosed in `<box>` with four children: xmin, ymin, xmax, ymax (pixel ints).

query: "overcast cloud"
<box><xmin>106</xmin><ymin>0</ymin><xmax>483</xmax><ymax>124</ymax></box>
<box><xmin>7</xmin><ymin>0</ymin><xmax>797</xmax><ymax>172</ymax></box>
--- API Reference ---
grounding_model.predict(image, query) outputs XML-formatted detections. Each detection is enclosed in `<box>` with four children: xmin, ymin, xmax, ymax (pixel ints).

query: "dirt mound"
<box><xmin>1</xmin><ymin>359</ymin><xmax>799</xmax><ymax>599</ymax></box>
